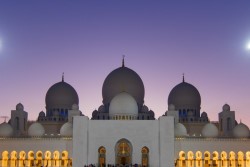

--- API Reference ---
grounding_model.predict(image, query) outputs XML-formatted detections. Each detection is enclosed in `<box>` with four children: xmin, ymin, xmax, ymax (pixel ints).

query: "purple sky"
<box><xmin>0</xmin><ymin>1</ymin><xmax>250</xmax><ymax>126</ymax></box>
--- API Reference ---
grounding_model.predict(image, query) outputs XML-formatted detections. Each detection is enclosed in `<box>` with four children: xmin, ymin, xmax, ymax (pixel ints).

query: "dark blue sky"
<box><xmin>0</xmin><ymin>1</ymin><xmax>250</xmax><ymax>125</ymax></box>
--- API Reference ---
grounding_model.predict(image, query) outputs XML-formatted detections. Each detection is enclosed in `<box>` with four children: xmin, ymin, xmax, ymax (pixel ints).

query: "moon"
<box><xmin>247</xmin><ymin>41</ymin><xmax>250</xmax><ymax>50</ymax></box>
<box><xmin>0</xmin><ymin>39</ymin><xmax>2</xmax><ymax>51</ymax></box>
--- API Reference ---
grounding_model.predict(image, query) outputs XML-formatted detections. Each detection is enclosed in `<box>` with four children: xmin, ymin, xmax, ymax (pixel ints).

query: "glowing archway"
<box><xmin>19</xmin><ymin>151</ymin><xmax>26</xmax><ymax>167</ymax></box>
<box><xmin>178</xmin><ymin>151</ymin><xmax>186</xmax><ymax>167</ymax></box>
<box><xmin>61</xmin><ymin>150</ymin><xmax>69</xmax><ymax>167</ymax></box>
<box><xmin>246</xmin><ymin>152</ymin><xmax>250</xmax><ymax>167</ymax></box>
<box><xmin>229</xmin><ymin>151</ymin><xmax>236</xmax><ymax>167</ymax></box>
<box><xmin>238</xmin><ymin>151</ymin><xmax>244</xmax><ymax>167</ymax></box>
<box><xmin>221</xmin><ymin>151</ymin><xmax>228</xmax><ymax>167</ymax></box>
<box><xmin>187</xmin><ymin>151</ymin><xmax>194</xmax><ymax>167</ymax></box>
<box><xmin>141</xmin><ymin>146</ymin><xmax>149</xmax><ymax>167</ymax></box>
<box><xmin>98</xmin><ymin>146</ymin><xmax>106</xmax><ymax>167</ymax></box>
<box><xmin>44</xmin><ymin>151</ymin><xmax>52</xmax><ymax>167</ymax></box>
<box><xmin>53</xmin><ymin>151</ymin><xmax>60</xmax><ymax>167</ymax></box>
<box><xmin>36</xmin><ymin>151</ymin><xmax>43</xmax><ymax>167</ymax></box>
<box><xmin>10</xmin><ymin>151</ymin><xmax>17</xmax><ymax>167</ymax></box>
<box><xmin>212</xmin><ymin>151</ymin><xmax>219</xmax><ymax>167</ymax></box>
<box><xmin>2</xmin><ymin>151</ymin><xmax>9</xmax><ymax>167</ymax></box>
<box><xmin>204</xmin><ymin>151</ymin><xmax>211</xmax><ymax>167</ymax></box>
<box><xmin>195</xmin><ymin>151</ymin><xmax>202</xmax><ymax>167</ymax></box>
<box><xmin>27</xmin><ymin>151</ymin><xmax>35</xmax><ymax>167</ymax></box>
<box><xmin>115</xmin><ymin>138</ymin><xmax>132</xmax><ymax>165</ymax></box>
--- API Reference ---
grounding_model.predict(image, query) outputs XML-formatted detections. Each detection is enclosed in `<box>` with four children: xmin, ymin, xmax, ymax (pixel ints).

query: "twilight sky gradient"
<box><xmin>0</xmin><ymin>1</ymin><xmax>250</xmax><ymax>126</ymax></box>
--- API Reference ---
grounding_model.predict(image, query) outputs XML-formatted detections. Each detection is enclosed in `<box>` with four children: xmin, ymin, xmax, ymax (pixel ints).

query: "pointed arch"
<box><xmin>204</xmin><ymin>151</ymin><xmax>211</xmax><ymax>167</ymax></box>
<box><xmin>187</xmin><ymin>151</ymin><xmax>194</xmax><ymax>167</ymax></box>
<box><xmin>221</xmin><ymin>151</ymin><xmax>228</xmax><ymax>167</ymax></box>
<box><xmin>61</xmin><ymin>150</ymin><xmax>69</xmax><ymax>167</ymax></box>
<box><xmin>10</xmin><ymin>151</ymin><xmax>17</xmax><ymax>167</ymax></box>
<box><xmin>212</xmin><ymin>151</ymin><xmax>219</xmax><ymax>167</ymax></box>
<box><xmin>238</xmin><ymin>151</ymin><xmax>244</xmax><ymax>167</ymax></box>
<box><xmin>246</xmin><ymin>152</ymin><xmax>250</xmax><ymax>167</ymax></box>
<box><xmin>115</xmin><ymin>138</ymin><xmax>132</xmax><ymax>165</ymax></box>
<box><xmin>229</xmin><ymin>151</ymin><xmax>236</xmax><ymax>167</ymax></box>
<box><xmin>178</xmin><ymin>151</ymin><xmax>186</xmax><ymax>167</ymax></box>
<box><xmin>36</xmin><ymin>151</ymin><xmax>43</xmax><ymax>167</ymax></box>
<box><xmin>195</xmin><ymin>151</ymin><xmax>202</xmax><ymax>167</ymax></box>
<box><xmin>2</xmin><ymin>151</ymin><xmax>9</xmax><ymax>167</ymax></box>
<box><xmin>141</xmin><ymin>146</ymin><xmax>149</xmax><ymax>167</ymax></box>
<box><xmin>19</xmin><ymin>151</ymin><xmax>26</xmax><ymax>167</ymax></box>
<box><xmin>27</xmin><ymin>151</ymin><xmax>35</xmax><ymax>167</ymax></box>
<box><xmin>53</xmin><ymin>151</ymin><xmax>60</xmax><ymax>167</ymax></box>
<box><xmin>44</xmin><ymin>151</ymin><xmax>52</xmax><ymax>167</ymax></box>
<box><xmin>98</xmin><ymin>146</ymin><xmax>106</xmax><ymax>167</ymax></box>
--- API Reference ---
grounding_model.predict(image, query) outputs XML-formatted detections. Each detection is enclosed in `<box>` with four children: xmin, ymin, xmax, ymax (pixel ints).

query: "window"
<box><xmin>227</xmin><ymin>117</ymin><xmax>231</xmax><ymax>130</ymax></box>
<box><xmin>15</xmin><ymin>117</ymin><xmax>19</xmax><ymax>130</ymax></box>
<box><xmin>98</xmin><ymin>147</ymin><xmax>106</xmax><ymax>167</ymax></box>
<box><xmin>141</xmin><ymin>147</ymin><xmax>149</xmax><ymax>167</ymax></box>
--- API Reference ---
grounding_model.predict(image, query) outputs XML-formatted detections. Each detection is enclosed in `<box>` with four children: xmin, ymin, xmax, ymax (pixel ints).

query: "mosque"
<box><xmin>0</xmin><ymin>59</ymin><xmax>250</xmax><ymax>167</ymax></box>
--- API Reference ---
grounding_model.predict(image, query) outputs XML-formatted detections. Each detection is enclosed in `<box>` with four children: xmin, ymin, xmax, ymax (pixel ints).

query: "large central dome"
<box><xmin>102</xmin><ymin>62</ymin><xmax>145</xmax><ymax>106</ymax></box>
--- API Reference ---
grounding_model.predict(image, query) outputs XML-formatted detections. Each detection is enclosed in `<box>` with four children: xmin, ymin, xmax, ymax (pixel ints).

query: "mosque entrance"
<box><xmin>115</xmin><ymin>139</ymin><xmax>132</xmax><ymax>165</ymax></box>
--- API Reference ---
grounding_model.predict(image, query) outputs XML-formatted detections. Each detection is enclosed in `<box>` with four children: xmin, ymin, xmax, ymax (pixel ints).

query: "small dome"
<box><xmin>92</xmin><ymin>110</ymin><xmax>98</xmax><ymax>117</ymax></box>
<box><xmin>201</xmin><ymin>123</ymin><xmax>219</xmax><ymax>138</ymax></box>
<box><xmin>98</xmin><ymin>105</ymin><xmax>105</xmax><ymax>112</ymax></box>
<box><xmin>60</xmin><ymin>122</ymin><xmax>73</xmax><ymax>136</ymax></box>
<box><xmin>45</xmin><ymin>80</ymin><xmax>79</xmax><ymax>110</ymax></box>
<box><xmin>149</xmin><ymin>110</ymin><xmax>155</xmax><ymax>115</ymax></box>
<box><xmin>72</xmin><ymin>104</ymin><xmax>79</xmax><ymax>110</ymax></box>
<box><xmin>168</xmin><ymin>81</ymin><xmax>201</xmax><ymax>111</ymax></box>
<box><xmin>39</xmin><ymin>111</ymin><xmax>45</xmax><ymax>117</ymax></box>
<box><xmin>102</xmin><ymin>66</ymin><xmax>145</xmax><ymax>106</ymax></box>
<box><xmin>109</xmin><ymin>92</ymin><xmax>138</xmax><ymax>119</ymax></box>
<box><xmin>28</xmin><ymin>122</ymin><xmax>45</xmax><ymax>137</ymax></box>
<box><xmin>175</xmin><ymin>123</ymin><xmax>187</xmax><ymax>137</ymax></box>
<box><xmin>16</xmin><ymin>103</ymin><xmax>24</xmax><ymax>111</ymax></box>
<box><xmin>0</xmin><ymin>122</ymin><xmax>13</xmax><ymax>137</ymax></box>
<box><xmin>233</xmin><ymin>123</ymin><xmax>250</xmax><ymax>138</ymax></box>
<box><xmin>201</xmin><ymin>112</ymin><xmax>208</xmax><ymax>118</ymax></box>
<box><xmin>168</xmin><ymin>104</ymin><xmax>175</xmax><ymax>111</ymax></box>
<box><xmin>223</xmin><ymin>104</ymin><xmax>230</xmax><ymax>112</ymax></box>
<box><xmin>141</xmin><ymin>105</ymin><xmax>149</xmax><ymax>112</ymax></box>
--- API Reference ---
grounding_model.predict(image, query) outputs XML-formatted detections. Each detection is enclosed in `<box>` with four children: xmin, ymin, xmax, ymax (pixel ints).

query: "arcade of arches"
<box><xmin>1</xmin><ymin>150</ymin><xmax>71</xmax><ymax>167</ymax></box>
<box><xmin>176</xmin><ymin>151</ymin><xmax>250</xmax><ymax>167</ymax></box>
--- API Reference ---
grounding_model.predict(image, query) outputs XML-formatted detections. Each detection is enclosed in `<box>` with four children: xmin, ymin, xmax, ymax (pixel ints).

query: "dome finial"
<box><xmin>62</xmin><ymin>72</ymin><xmax>64</xmax><ymax>82</ymax></box>
<box><xmin>182</xmin><ymin>73</ymin><xmax>185</xmax><ymax>82</ymax></box>
<box><xmin>122</xmin><ymin>55</ymin><xmax>125</xmax><ymax>67</ymax></box>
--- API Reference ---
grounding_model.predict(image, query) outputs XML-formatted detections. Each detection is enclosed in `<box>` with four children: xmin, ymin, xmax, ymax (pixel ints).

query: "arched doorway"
<box><xmin>98</xmin><ymin>146</ymin><xmax>106</xmax><ymax>167</ymax></box>
<box><xmin>115</xmin><ymin>139</ymin><xmax>132</xmax><ymax>165</ymax></box>
<box><xmin>141</xmin><ymin>146</ymin><xmax>149</xmax><ymax>167</ymax></box>
<box><xmin>204</xmin><ymin>151</ymin><xmax>211</xmax><ymax>167</ymax></box>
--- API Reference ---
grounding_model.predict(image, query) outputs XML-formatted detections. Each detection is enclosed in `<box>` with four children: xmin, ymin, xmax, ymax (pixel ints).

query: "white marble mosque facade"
<box><xmin>0</xmin><ymin>61</ymin><xmax>250</xmax><ymax>167</ymax></box>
